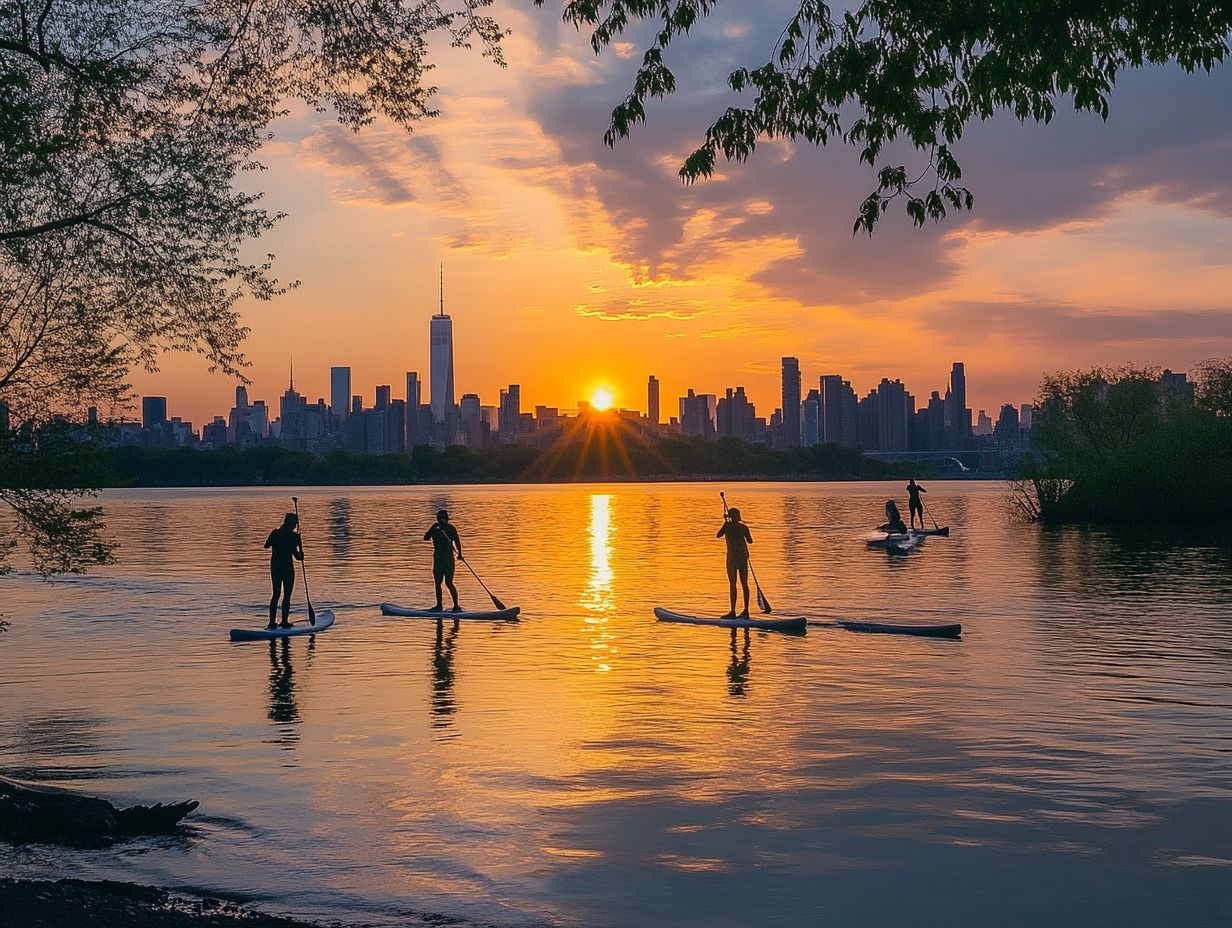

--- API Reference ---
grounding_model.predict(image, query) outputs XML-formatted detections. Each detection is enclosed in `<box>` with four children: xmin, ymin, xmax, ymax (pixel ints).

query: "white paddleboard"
<box><xmin>654</xmin><ymin>607</ymin><xmax>806</xmax><ymax>632</ymax></box>
<box><xmin>380</xmin><ymin>603</ymin><xmax>520</xmax><ymax>620</ymax></box>
<box><xmin>230</xmin><ymin>609</ymin><xmax>335</xmax><ymax>641</ymax></box>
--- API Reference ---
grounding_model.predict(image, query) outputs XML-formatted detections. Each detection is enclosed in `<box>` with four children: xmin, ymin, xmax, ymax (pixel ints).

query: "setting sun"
<box><xmin>591</xmin><ymin>388</ymin><xmax>614</xmax><ymax>411</ymax></box>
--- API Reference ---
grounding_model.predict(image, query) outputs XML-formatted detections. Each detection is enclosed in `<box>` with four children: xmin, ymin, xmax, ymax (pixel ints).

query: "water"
<box><xmin>1</xmin><ymin>482</ymin><xmax>1230</xmax><ymax>927</ymax></box>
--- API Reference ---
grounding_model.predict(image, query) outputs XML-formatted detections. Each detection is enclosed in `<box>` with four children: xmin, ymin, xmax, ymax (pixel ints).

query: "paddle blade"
<box><xmin>307</xmin><ymin>603</ymin><xmax>316</xmax><ymax>625</ymax></box>
<box><xmin>489</xmin><ymin>593</ymin><xmax>507</xmax><ymax>611</ymax></box>
<box><xmin>756</xmin><ymin>586</ymin><xmax>772</xmax><ymax>614</ymax></box>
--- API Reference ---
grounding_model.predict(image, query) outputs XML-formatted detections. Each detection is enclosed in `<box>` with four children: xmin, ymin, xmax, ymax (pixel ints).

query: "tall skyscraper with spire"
<box><xmin>430</xmin><ymin>265</ymin><xmax>455</xmax><ymax>426</ymax></box>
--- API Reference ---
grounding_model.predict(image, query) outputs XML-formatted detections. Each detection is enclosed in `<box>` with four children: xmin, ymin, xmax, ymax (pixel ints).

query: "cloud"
<box><xmin>574</xmin><ymin>297</ymin><xmax>706</xmax><ymax>321</ymax></box>
<box><xmin>926</xmin><ymin>301</ymin><xmax>1232</xmax><ymax>346</ymax></box>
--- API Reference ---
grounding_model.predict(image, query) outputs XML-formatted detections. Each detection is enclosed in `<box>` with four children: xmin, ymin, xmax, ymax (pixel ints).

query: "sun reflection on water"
<box><xmin>583</xmin><ymin>493</ymin><xmax>616</xmax><ymax>671</ymax></box>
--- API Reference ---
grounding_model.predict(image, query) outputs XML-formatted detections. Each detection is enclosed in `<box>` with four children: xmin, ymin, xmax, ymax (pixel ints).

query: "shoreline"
<box><xmin>0</xmin><ymin>878</ymin><xmax>322</xmax><ymax>928</ymax></box>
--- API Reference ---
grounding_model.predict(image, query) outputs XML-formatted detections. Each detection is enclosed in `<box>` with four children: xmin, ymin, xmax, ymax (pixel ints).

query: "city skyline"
<box><xmin>122</xmin><ymin>3</ymin><xmax>1232</xmax><ymax>432</ymax></box>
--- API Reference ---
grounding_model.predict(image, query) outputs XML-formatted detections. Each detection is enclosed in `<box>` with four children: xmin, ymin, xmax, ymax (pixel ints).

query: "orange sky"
<box><xmin>131</xmin><ymin>2</ymin><xmax>1232</xmax><ymax>428</ymax></box>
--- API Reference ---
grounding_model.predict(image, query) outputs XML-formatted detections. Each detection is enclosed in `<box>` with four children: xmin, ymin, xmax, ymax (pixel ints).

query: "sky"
<box><xmin>132</xmin><ymin>1</ymin><xmax>1232</xmax><ymax>427</ymax></box>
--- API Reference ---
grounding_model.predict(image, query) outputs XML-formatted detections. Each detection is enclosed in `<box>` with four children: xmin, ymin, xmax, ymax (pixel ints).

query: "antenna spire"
<box><xmin>438</xmin><ymin>263</ymin><xmax>444</xmax><ymax>317</ymax></box>
<box><xmin>289</xmin><ymin>356</ymin><xmax>294</xmax><ymax>391</ymax></box>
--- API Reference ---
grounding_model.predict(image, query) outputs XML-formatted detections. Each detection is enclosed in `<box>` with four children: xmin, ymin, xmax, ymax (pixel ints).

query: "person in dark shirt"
<box><xmin>264</xmin><ymin>512</ymin><xmax>303</xmax><ymax>629</ymax></box>
<box><xmin>878</xmin><ymin>499</ymin><xmax>908</xmax><ymax>535</ymax></box>
<box><xmin>716</xmin><ymin>506</ymin><xmax>753</xmax><ymax>619</ymax></box>
<box><xmin>906</xmin><ymin>478</ymin><xmax>927</xmax><ymax>529</ymax></box>
<box><xmin>423</xmin><ymin>509</ymin><xmax>463</xmax><ymax>612</ymax></box>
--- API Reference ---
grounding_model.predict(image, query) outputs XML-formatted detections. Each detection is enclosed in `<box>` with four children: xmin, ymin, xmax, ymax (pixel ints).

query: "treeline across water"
<box><xmin>11</xmin><ymin>435</ymin><xmax>926</xmax><ymax>488</ymax></box>
<box><xmin>1018</xmin><ymin>360</ymin><xmax>1232</xmax><ymax>524</ymax></box>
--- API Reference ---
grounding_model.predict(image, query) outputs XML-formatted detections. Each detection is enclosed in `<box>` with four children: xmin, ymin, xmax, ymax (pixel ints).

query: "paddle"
<box><xmin>291</xmin><ymin>496</ymin><xmax>316</xmax><ymax>625</ymax></box>
<box><xmin>458</xmin><ymin>554</ymin><xmax>508</xmax><ymax>611</ymax></box>
<box><xmin>720</xmin><ymin>491</ymin><xmax>772</xmax><ymax>614</ymax></box>
<box><xmin>923</xmin><ymin>497</ymin><xmax>942</xmax><ymax>532</ymax></box>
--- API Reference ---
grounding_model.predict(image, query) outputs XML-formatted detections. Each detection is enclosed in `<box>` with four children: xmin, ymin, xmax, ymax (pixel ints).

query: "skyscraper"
<box><xmin>405</xmin><ymin>371</ymin><xmax>422</xmax><ymax>447</ymax></box>
<box><xmin>647</xmin><ymin>375</ymin><xmax>660</xmax><ymax>424</ymax></box>
<box><xmin>944</xmin><ymin>361</ymin><xmax>970</xmax><ymax>448</ymax></box>
<box><xmin>430</xmin><ymin>267</ymin><xmax>455</xmax><ymax>426</ymax></box>
<box><xmin>781</xmin><ymin>357</ymin><xmax>802</xmax><ymax>448</ymax></box>
<box><xmin>330</xmin><ymin>367</ymin><xmax>351</xmax><ymax>421</ymax></box>
<box><xmin>375</xmin><ymin>384</ymin><xmax>391</xmax><ymax>409</ymax></box>
<box><xmin>802</xmin><ymin>389</ymin><xmax>821</xmax><ymax>446</ymax></box>
<box><xmin>142</xmin><ymin>396</ymin><xmax>167</xmax><ymax>430</ymax></box>
<box><xmin>499</xmin><ymin>384</ymin><xmax>521</xmax><ymax>442</ymax></box>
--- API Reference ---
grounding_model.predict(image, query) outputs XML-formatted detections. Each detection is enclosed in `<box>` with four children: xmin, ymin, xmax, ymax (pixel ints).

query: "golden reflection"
<box><xmin>582</xmin><ymin>493</ymin><xmax>616</xmax><ymax>672</ymax></box>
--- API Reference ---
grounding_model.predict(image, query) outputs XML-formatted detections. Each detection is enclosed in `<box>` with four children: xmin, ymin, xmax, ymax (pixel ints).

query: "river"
<box><xmin>1</xmin><ymin>482</ymin><xmax>1229</xmax><ymax>927</ymax></box>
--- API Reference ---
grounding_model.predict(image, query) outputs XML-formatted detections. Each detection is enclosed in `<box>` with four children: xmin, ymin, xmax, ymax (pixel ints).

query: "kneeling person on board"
<box><xmin>424</xmin><ymin>509</ymin><xmax>463</xmax><ymax>612</ymax></box>
<box><xmin>265</xmin><ymin>512</ymin><xmax>304</xmax><ymax>629</ymax></box>
<box><xmin>879</xmin><ymin>500</ymin><xmax>907</xmax><ymax>535</ymax></box>
<box><xmin>717</xmin><ymin>507</ymin><xmax>753</xmax><ymax>619</ymax></box>
<box><xmin>906</xmin><ymin>478</ymin><xmax>927</xmax><ymax>529</ymax></box>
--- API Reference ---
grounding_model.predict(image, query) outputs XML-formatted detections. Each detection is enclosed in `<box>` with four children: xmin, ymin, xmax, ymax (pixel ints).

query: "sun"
<box><xmin>591</xmin><ymin>388</ymin><xmax>614</xmax><ymax>412</ymax></box>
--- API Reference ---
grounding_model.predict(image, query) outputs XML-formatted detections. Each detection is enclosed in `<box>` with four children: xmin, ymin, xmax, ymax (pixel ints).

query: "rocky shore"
<box><xmin>0</xmin><ymin>879</ymin><xmax>321</xmax><ymax>928</ymax></box>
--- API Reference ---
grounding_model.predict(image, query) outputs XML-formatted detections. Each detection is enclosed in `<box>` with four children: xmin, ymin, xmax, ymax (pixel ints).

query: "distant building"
<box><xmin>819</xmin><ymin>375</ymin><xmax>858</xmax><ymax>447</ymax></box>
<box><xmin>141</xmin><ymin>396</ymin><xmax>167</xmax><ymax>430</ymax></box>
<box><xmin>499</xmin><ymin>384</ymin><xmax>522</xmax><ymax>443</ymax></box>
<box><xmin>857</xmin><ymin>378</ymin><xmax>914</xmax><ymax>452</ymax></box>
<box><xmin>944</xmin><ymin>362</ymin><xmax>971</xmax><ymax>449</ymax></box>
<box><xmin>680</xmin><ymin>389</ymin><xmax>716</xmax><ymax>439</ymax></box>
<box><xmin>460</xmin><ymin>393</ymin><xmax>483</xmax><ymax>448</ymax></box>
<box><xmin>330</xmin><ymin>366</ymin><xmax>351</xmax><ymax>421</ymax></box>
<box><xmin>647</xmin><ymin>375</ymin><xmax>660</xmax><ymax>425</ymax></box>
<box><xmin>430</xmin><ymin>269</ymin><xmax>455</xmax><ymax>426</ymax></box>
<box><xmin>802</xmin><ymin>389</ymin><xmax>821</xmax><ymax>447</ymax></box>
<box><xmin>375</xmin><ymin>384</ymin><xmax>391</xmax><ymax>409</ymax></box>
<box><xmin>717</xmin><ymin>387</ymin><xmax>758</xmax><ymax>443</ymax></box>
<box><xmin>780</xmin><ymin>357</ymin><xmax>802</xmax><ymax>448</ymax></box>
<box><xmin>975</xmin><ymin>409</ymin><xmax>994</xmax><ymax>436</ymax></box>
<box><xmin>1019</xmin><ymin>403</ymin><xmax>1034</xmax><ymax>430</ymax></box>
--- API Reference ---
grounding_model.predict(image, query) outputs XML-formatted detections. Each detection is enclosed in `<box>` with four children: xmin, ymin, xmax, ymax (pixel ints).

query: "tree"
<box><xmin>0</xmin><ymin>0</ymin><xmax>505</xmax><ymax>574</ymax></box>
<box><xmin>542</xmin><ymin>1</ymin><xmax>1232</xmax><ymax>233</ymax></box>
<box><xmin>1024</xmin><ymin>361</ymin><xmax>1232</xmax><ymax>523</ymax></box>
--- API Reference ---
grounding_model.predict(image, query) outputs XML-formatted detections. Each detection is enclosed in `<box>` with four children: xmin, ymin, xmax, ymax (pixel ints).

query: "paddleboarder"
<box><xmin>716</xmin><ymin>506</ymin><xmax>753</xmax><ymax>619</ymax></box>
<box><xmin>264</xmin><ymin>512</ymin><xmax>304</xmax><ymax>629</ymax></box>
<box><xmin>424</xmin><ymin>509</ymin><xmax>463</xmax><ymax>612</ymax></box>
<box><xmin>878</xmin><ymin>499</ymin><xmax>907</xmax><ymax>535</ymax></box>
<box><xmin>907</xmin><ymin>479</ymin><xmax>927</xmax><ymax>529</ymax></box>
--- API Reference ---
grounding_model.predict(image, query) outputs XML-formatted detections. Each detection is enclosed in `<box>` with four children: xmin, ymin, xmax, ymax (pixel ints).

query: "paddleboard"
<box><xmin>654</xmin><ymin>607</ymin><xmax>807</xmax><ymax>632</ymax></box>
<box><xmin>810</xmin><ymin>618</ymin><xmax>962</xmax><ymax>639</ymax></box>
<box><xmin>380</xmin><ymin>603</ymin><xmax>521</xmax><ymax>620</ymax></box>
<box><xmin>229</xmin><ymin>609</ymin><xmax>335</xmax><ymax>641</ymax></box>
<box><xmin>911</xmin><ymin>526</ymin><xmax>950</xmax><ymax>537</ymax></box>
<box><xmin>867</xmin><ymin>532</ymin><xmax>923</xmax><ymax>553</ymax></box>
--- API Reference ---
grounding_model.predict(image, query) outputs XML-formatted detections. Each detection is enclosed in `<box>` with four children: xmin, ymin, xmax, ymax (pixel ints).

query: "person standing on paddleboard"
<box><xmin>717</xmin><ymin>507</ymin><xmax>753</xmax><ymax>619</ymax></box>
<box><xmin>424</xmin><ymin>509</ymin><xmax>463</xmax><ymax>612</ymax></box>
<box><xmin>879</xmin><ymin>499</ymin><xmax>907</xmax><ymax>534</ymax></box>
<box><xmin>264</xmin><ymin>513</ymin><xmax>304</xmax><ymax>629</ymax></box>
<box><xmin>906</xmin><ymin>479</ymin><xmax>927</xmax><ymax>529</ymax></box>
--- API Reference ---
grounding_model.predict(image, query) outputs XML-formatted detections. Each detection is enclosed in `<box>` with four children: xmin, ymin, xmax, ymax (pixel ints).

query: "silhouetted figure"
<box><xmin>424</xmin><ymin>509</ymin><xmax>463</xmax><ymax>612</ymax></box>
<box><xmin>264</xmin><ymin>512</ymin><xmax>303</xmax><ymax>628</ymax></box>
<box><xmin>878</xmin><ymin>499</ymin><xmax>907</xmax><ymax>535</ymax></box>
<box><xmin>907</xmin><ymin>479</ymin><xmax>927</xmax><ymax>529</ymax></box>
<box><xmin>717</xmin><ymin>506</ymin><xmax>753</xmax><ymax>619</ymax></box>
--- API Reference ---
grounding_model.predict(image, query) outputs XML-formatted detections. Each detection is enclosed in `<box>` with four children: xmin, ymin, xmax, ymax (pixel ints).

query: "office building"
<box><xmin>780</xmin><ymin>357</ymin><xmax>802</xmax><ymax>448</ymax></box>
<box><xmin>460</xmin><ymin>393</ymin><xmax>483</xmax><ymax>448</ymax></box>
<box><xmin>499</xmin><ymin>384</ymin><xmax>521</xmax><ymax>442</ymax></box>
<box><xmin>430</xmin><ymin>269</ymin><xmax>455</xmax><ymax>425</ymax></box>
<box><xmin>802</xmin><ymin>389</ymin><xmax>821</xmax><ymax>446</ymax></box>
<box><xmin>142</xmin><ymin>396</ymin><xmax>167</xmax><ymax>430</ymax></box>
<box><xmin>375</xmin><ymin>384</ymin><xmax>391</xmax><ymax>409</ymax></box>
<box><xmin>648</xmin><ymin>375</ymin><xmax>660</xmax><ymax>425</ymax></box>
<box><xmin>330</xmin><ymin>366</ymin><xmax>351</xmax><ymax>421</ymax></box>
<box><xmin>716</xmin><ymin>387</ymin><xmax>758</xmax><ymax>442</ymax></box>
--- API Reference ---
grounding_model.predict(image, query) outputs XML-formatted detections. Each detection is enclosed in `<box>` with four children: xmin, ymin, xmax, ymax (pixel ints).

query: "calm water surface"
<box><xmin>1</xmin><ymin>482</ymin><xmax>1230</xmax><ymax>927</ymax></box>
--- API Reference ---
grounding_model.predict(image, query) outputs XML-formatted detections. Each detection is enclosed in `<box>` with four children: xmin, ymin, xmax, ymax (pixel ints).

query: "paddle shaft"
<box><xmin>922</xmin><ymin>496</ymin><xmax>940</xmax><ymax>531</ymax></box>
<box><xmin>291</xmin><ymin>497</ymin><xmax>316</xmax><ymax>624</ymax></box>
<box><xmin>458</xmin><ymin>553</ymin><xmax>507</xmax><ymax>611</ymax></box>
<box><xmin>720</xmin><ymin>491</ymin><xmax>772</xmax><ymax>614</ymax></box>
